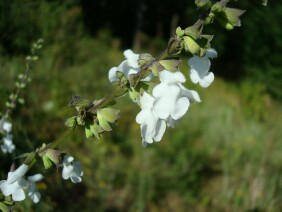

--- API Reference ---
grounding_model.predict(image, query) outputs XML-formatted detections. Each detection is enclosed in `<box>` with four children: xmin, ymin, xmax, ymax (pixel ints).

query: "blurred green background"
<box><xmin>0</xmin><ymin>0</ymin><xmax>282</xmax><ymax>211</ymax></box>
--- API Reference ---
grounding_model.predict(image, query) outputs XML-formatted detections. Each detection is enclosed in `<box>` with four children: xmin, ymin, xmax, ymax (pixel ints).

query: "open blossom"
<box><xmin>0</xmin><ymin>120</ymin><xmax>15</xmax><ymax>153</ymax></box>
<box><xmin>0</xmin><ymin>164</ymin><xmax>29</xmax><ymax>201</ymax></box>
<box><xmin>136</xmin><ymin>92</ymin><xmax>166</xmax><ymax>145</ymax></box>
<box><xmin>188</xmin><ymin>48</ymin><xmax>217</xmax><ymax>88</ymax></box>
<box><xmin>108</xmin><ymin>49</ymin><xmax>152</xmax><ymax>83</ymax></box>
<box><xmin>1</xmin><ymin>134</ymin><xmax>15</xmax><ymax>153</ymax></box>
<box><xmin>27</xmin><ymin>174</ymin><xmax>44</xmax><ymax>203</ymax></box>
<box><xmin>62</xmin><ymin>155</ymin><xmax>83</xmax><ymax>183</ymax></box>
<box><xmin>136</xmin><ymin>70</ymin><xmax>200</xmax><ymax>144</ymax></box>
<box><xmin>153</xmin><ymin>70</ymin><xmax>200</xmax><ymax>126</ymax></box>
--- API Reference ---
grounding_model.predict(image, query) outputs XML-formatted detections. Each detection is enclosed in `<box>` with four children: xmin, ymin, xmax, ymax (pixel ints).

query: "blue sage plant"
<box><xmin>0</xmin><ymin>0</ymin><xmax>268</xmax><ymax>210</ymax></box>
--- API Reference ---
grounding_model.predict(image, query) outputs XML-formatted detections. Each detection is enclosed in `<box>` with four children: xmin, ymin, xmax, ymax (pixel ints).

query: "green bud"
<box><xmin>195</xmin><ymin>0</ymin><xmax>212</xmax><ymax>9</ymax></box>
<box><xmin>97</xmin><ymin>107</ymin><xmax>119</xmax><ymax>131</ymax></box>
<box><xmin>211</xmin><ymin>2</ymin><xmax>224</xmax><ymax>13</ymax></box>
<box><xmin>224</xmin><ymin>8</ymin><xmax>245</xmax><ymax>27</ymax></box>
<box><xmin>225</xmin><ymin>22</ymin><xmax>234</xmax><ymax>30</ymax></box>
<box><xmin>129</xmin><ymin>88</ymin><xmax>139</xmax><ymax>102</ymax></box>
<box><xmin>85</xmin><ymin>123</ymin><xmax>94</xmax><ymax>138</ymax></box>
<box><xmin>42</xmin><ymin>155</ymin><xmax>53</xmax><ymax>169</ymax></box>
<box><xmin>116</xmin><ymin>71</ymin><xmax>124</xmax><ymax>79</ymax></box>
<box><xmin>65</xmin><ymin>116</ymin><xmax>77</xmax><ymax>128</ymax></box>
<box><xmin>18</xmin><ymin>98</ymin><xmax>25</xmax><ymax>104</ymax></box>
<box><xmin>45</xmin><ymin>149</ymin><xmax>61</xmax><ymax>166</ymax></box>
<box><xmin>183</xmin><ymin>36</ymin><xmax>200</xmax><ymax>55</ymax></box>
<box><xmin>176</xmin><ymin>26</ymin><xmax>185</xmax><ymax>37</ymax></box>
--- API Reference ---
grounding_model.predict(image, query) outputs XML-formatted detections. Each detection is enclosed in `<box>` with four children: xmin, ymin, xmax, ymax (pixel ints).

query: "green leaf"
<box><xmin>0</xmin><ymin>202</ymin><xmax>9</xmax><ymax>212</ymax></box>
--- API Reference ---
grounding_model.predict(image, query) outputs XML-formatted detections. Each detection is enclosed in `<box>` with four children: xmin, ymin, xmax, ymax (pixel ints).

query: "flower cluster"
<box><xmin>0</xmin><ymin>119</ymin><xmax>15</xmax><ymax>154</ymax></box>
<box><xmin>108</xmin><ymin>49</ymin><xmax>217</xmax><ymax>145</ymax></box>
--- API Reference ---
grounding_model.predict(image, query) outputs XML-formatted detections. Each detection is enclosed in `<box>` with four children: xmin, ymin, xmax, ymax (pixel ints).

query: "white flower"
<box><xmin>0</xmin><ymin>120</ymin><xmax>15</xmax><ymax>154</ymax></box>
<box><xmin>0</xmin><ymin>164</ymin><xmax>29</xmax><ymax>201</ymax></box>
<box><xmin>1</xmin><ymin>134</ymin><xmax>15</xmax><ymax>153</ymax></box>
<box><xmin>108</xmin><ymin>49</ymin><xmax>153</xmax><ymax>83</ymax></box>
<box><xmin>0</xmin><ymin>120</ymin><xmax>12</xmax><ymax>133</ymax></box>
<box><xmin>27</xmin><ymin>174</ymin><xmax>43</xmax><ymax>203</ymax></box>
<box><xmin>188</xmin><ymin>48</ymin><xmax>217</xmax><ymax>88</ymax></box>
<box><xmin>62</xmin><ymin>155</ymin><xmax>83</xmax><ymax>183</ymax></box>
<box><xmin>152</xmin><ymin>70</ymin><xmax>200</xmax><ymax>126</ymax></box>
<box><xmin>136</xmin><ymin>92</ymin><xmax>166</xmax><ymax>145</ymax></box>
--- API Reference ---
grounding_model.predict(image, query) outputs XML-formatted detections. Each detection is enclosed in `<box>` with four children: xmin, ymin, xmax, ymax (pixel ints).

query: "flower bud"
<box><xmin>183</xmin><ymin>36</ymin><xmax>200</xmax><ymax>55</ymax></box>
<box><xmin>195</xmin><ymin>0</ymin><xmax>212</xmax><ymax>9</ymax></box>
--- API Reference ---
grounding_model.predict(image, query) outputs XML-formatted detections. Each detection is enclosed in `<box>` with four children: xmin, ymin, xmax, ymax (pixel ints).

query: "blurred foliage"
<box><xmin>1</xmin><ymin>0</ymin><xmax>282</xmax><ymax>211</ymax></box>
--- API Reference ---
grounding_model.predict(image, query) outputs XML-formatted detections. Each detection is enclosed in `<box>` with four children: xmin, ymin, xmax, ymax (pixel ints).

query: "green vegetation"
<box><xmin>0</xmin><ymin>0</ymin><xmax>282</xmax><ymax>211</ymax></box>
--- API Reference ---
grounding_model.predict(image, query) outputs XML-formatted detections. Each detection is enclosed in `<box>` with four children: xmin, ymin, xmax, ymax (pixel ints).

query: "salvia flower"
<box><xmin>188</xmin><ymin>48</ymin><xmax>217</xmax><ymax>88</ymax></box>
<box><xmin>136</xmin><ymin>92</ymin><xmax>166</xmax><ymax>145</ymax></box>
<box><xmin>108</xmin><ymin>49</ymin><xmax>152</xmax><ymax>83</ymax></box>
<box><xmin>27</xmin><ymin>174</ymin><xmax>44</xmax><ymax>203</ymax></box>
<box><xmin>136</xmin><ymin>70</ymin><xmax>200</xmax><ymax>145</ymax></box>
<box><xmin>0</xmin><ymin>164</ymin><xmax>29</xmax><ymax>201</ymax></box>
<box><xmin>153</xmin><ymin>70</ymin><xmax>201</xmax><ymax>126</ymax></box>
<box><xmin>62</xmin><ymin>155</ymin><xmax>83</xmax><ymax>183</ymax></box>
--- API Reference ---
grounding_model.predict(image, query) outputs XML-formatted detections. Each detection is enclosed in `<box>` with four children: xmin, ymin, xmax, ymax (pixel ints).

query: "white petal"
<box><xmin>62</xmin><ymin>165</ymin><xmax>72</xmax><ymax>180</ymax></box>
<box><xmin>153</xmin><ymin>120</ymin><xmax>166</xmax><ymax>142</ymax></box>
<box><xmin>205</xmin><ymin>48</ymin><xmax>217</xmax><ymax>58</ymax></box>
<box><xmin>63</xmin><ymin>155</ymin><xmax>74</xmax><ymax>165</ymax></box>
<box><xmin>199</xmin><ymin>72</ymin><xmax>214</xmax><ymax>88</ymax></box>
<box><xmin>171</xmin><ymin>97</ymin><xmax>190</xmax><ymax>120</ymax></box>
<box><xmin>27</xmin><ymin>174</ymin><xmax>43</xmax><ymax>182</ymax></box>
<box><xmin>159</xmin><ymin>70</ymin><xmax>186</xmax><ymax>84</ymax></box>
<box><xmin>190</xmin><ymin>69</ymin><xmax>200</xmax><ymax>84</ymax></box>
<box><xmin>153</xmin><ymin>85</ymin><xmax>180</xmax><ymax>119</ymax></box>
<box><xmin>124</xmin><ymin>49</ymin><xmax>139</xmax><ymax>68</ymax></box>
<box><xmin>188</xmin><ymin>56</ymin><xmax>210</xmax><ymax>78</ymax></box>
<box><xmin>180</xmin><ymin>85</ymin><xmax>201</xmax><ymax>103</ymax></box>
<box><xmin>139</xmin><ymin>92</ymin><xmax>155</xmax><ymax>109</ymax></box>
<box><xmin>108</xmin><ymin>67</ymin><xmax>118</xmax><ymax>82</ymax></box>
<box><xmin>7</xmin><ymin>164</ymin><xmax>29</xmax><ymax>184</ymax></box>
<box><xmin>29</xmin><ymin>191</ymin><xmax>41</xmax><ymax>203</ymax></box>
<box><xmin>2</xmin><ymin>121</ymin><xmax>12</xmax><ymax>133</ymax></box>
<box><xmin>152</xmin><ymin>83</ymin><xmax>167</xmax><ymax>98</ymax></box>
<box><xmin>12</xmin><ymin>188</ymin><xmax>26</xmax><ymax>201</ymax></box>
<box><xmin>70</xmin><ymin>176</ymin><xmax>82</xmax><ymax>183</ymax></box>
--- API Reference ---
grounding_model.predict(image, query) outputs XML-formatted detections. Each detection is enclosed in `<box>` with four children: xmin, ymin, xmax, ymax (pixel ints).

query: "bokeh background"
<box><xmin>0</xmin><ymin>0</ymin><xmax>282</xmax><ymax>211</ymax></box>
